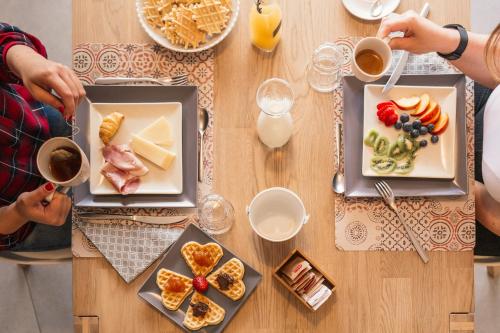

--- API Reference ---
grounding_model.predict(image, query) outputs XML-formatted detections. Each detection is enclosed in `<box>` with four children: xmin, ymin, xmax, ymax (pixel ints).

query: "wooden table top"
<box><xmin>73</xmin><ymin>1</ymin><xmax>474</xmax><ymax>332</ymax></box>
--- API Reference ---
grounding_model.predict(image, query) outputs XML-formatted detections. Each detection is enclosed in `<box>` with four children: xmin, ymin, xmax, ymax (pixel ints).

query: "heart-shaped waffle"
<box><xmin>181</xmin><ymin>241</ymin><xmax>223</xmax><ymax>276</ymax></box>
<box><xmin>207</xmin><ymin>258</ymin><xmax>246</xmax><ymax>301</ymax></box>
<box><xmin>183</xmin><ymin>292</ymin><xmax>226</xmax><ymax>330</ymax></box>
<box><xmin>156</xmin><ymin>268</ymin><xmax>193</xmax><ymax>310</ymax></box>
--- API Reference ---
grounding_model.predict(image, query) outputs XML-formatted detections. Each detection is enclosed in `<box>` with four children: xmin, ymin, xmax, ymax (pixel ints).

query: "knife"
<box><xmin>382</xmin><ymin>3</ymin><xmax>431</xmax><ymax>95</ymax></box>
<box><xmin>78</xmin><ymin>213</ymin><xmax>188</xmax><ymax>225</ymax></box>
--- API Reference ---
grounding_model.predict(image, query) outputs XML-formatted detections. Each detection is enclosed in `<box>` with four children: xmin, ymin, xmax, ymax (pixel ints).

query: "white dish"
<box><xmin>135</xmin><ymin>0</ymin><xmax>240</xmax><ymax>53</ymax></box>
<box><xmin>89</xmin><ymin>102</ymin><xmax>183</xmax><ymax>195</ymax></box>
<box><xmin>342</xmin><ymin>0</ymin><xmax>400</xmax><ymax>21</ymax></box>
<box><xmin>362</xmin><ymin>84</ymin><xmax>457</xmax><ymax>179</ymax></box>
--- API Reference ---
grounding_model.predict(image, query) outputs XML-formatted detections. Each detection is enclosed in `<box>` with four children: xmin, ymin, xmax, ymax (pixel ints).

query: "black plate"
<box><xmin>343</xmin><ymin>74</ymin><xmax>468</xmax><ymax>197</ymax></box>
<box><xmin>138</xmin><ymin>224</ymin><xmax>262</xmax><ymax>333</ymax></box>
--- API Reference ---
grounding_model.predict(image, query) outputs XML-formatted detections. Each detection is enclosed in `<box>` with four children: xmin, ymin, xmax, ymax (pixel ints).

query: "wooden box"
<box><xmin>273</xmin><ymin>248</ymin><xmax>336</xmax><ymax>311</ymax></box>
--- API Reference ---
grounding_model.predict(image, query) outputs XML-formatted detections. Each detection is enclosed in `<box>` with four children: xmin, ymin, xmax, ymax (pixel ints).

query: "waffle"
<box><xmin>183</xmin><ymin>292</ymin><xmax>226</xmax><ymax>330</ymax></box>
<box><xmin>207</xmin><ymin>258</ymin><xmax>246</xmax><ymax>301</ymax></box>
<box><xmin>181</xmin><ymin>241</ymin><xmax>223</xmax><ymax>276</ymax></box>
<box><xmin>170</xmin><ymin>5</ymin><xmax>207</xmax><ymax>48</ymax></box>
<box><xmin>192</xmin><ymin>0</ymin><xmax>230</xmax><ymax>35</ymax></box>
<box><xmin>156</xmin><ymin>268</ymin><xmax>193</xmax><ymax>310</ymax></box>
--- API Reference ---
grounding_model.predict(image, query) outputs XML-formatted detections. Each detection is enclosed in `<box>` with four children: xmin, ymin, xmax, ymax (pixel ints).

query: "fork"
<box><xmin>94</xmin><ymin>73</ymin><xmax>189</xmax><ymax>86</ymax></box>
<box><xmin>375</xmin><ymin>181</ymin><xmax>429</xmax><ymax>264</ymax></box>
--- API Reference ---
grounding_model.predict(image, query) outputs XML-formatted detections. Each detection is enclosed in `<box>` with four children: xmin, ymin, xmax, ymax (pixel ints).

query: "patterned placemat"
<box><xmin>333</xmin><ymin>37</ymin><xmax>475</xmax><ymax>251</ymax></box>
<box><xmin>71</xmin><ymin>43</ymin><xmax>215</xmax><ymax>282</ymax></box>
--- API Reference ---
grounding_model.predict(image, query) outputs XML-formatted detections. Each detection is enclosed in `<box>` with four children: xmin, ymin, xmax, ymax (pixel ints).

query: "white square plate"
<box><xmin>89</xmin><ymin>102</ymin><xmax>183</xmax><ymax>195</ymax></box>
<box><xmin>362</xmin><ymin>84</ymin><xmax>457</xmax><ymax>179</ymax></box>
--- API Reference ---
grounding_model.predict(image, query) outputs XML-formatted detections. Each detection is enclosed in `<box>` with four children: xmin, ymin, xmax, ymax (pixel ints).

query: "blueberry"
<box><xmin>403</xmin><ymin>123</ymin><xmax>413</xmax><ymax>132</ymax></box>
<box><xmin>431</xmin><ymin>135</ymin><xmax>439</xmax><ymax>144</ymax></box>
<box><xmin>412</xmin><ymin>120</ymin><xmax>422</xmax><ymax>129</ymax></box>
<box><xmin>419</xmin><ymin>126</ymin><xmax>428</xmax><ymax>135</ymax></box>
<box><xmin>419</xmin><ymin>140</ymin><xmax>428</xmax><ymax>147</ymax></box>
<box><xmin>400</xmin><ymin>113</ymin><xmax>410</xmax><ymax>123</ymax></box>
<box><xmin>410</xmin><ymin>129</ymin><xmax>420</xmax><ymax>138</ymax></box>
<box><xmin>394</xmin><ymin>121</ymin><xmax>403</xmax><ymax>130</ymax></box>
<box><xmin>427</xmin><ymin>123</ymin><xmax>435</xmax><ymax>132</ymax></box>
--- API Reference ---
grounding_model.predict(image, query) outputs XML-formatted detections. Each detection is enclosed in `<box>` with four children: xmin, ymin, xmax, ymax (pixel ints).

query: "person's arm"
<box><xmin>377</xmin><ymin>12</ymin><xmax>498</xmax><ymax>89</ymax></box>
<box><xmin>0</xmin><ymin>183</ymin><xmax>72</xmax><ymax>235</ymax></box>
<box><xmin>0</xmin><ymin>22</ymin><xmax>85</xmax><ymax>118</ymax></box>
<box><xmin>475</xmin><ymin>181</ymin><xmax>500</xmax><ymax>236</ymax></box>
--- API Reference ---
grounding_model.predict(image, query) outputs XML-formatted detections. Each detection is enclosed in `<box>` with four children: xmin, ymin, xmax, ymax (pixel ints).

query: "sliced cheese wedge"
<box><xmin>137</xmin><ymin>116</ymin><xmax>173</xmax><ymax>147</ymax></box>
<box><xmin>130</xmin><ymin>134</ymin><xmax>176</xmax><ymax>170</ymax></box>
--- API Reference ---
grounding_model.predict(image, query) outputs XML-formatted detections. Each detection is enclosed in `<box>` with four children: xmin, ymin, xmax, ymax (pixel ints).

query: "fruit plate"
<box><xmin>138</xmin><ymin>224</ymin><xmax>262</xmax><ymax>333</ymax></box>
<box><xmin>362</xmin><ymin>84</ymin><xmax>457</xmax><ymax>179</ymax></box>
<box><xmin>343</xmin><ymin>74</ymin><xmax>468</xmax><ymax>197</ymax></box>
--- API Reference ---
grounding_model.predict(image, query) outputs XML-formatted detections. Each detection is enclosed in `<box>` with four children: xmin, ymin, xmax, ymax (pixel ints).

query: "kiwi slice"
<box><xmin>395</xmin><ymin>158</ymin><xmax>415</xmax><ymax>175</ymax></box>
<box><xmin>370</xmin><ymin>156</ymin><xmax>396</xmax><ymax>174</ymax></box>
<box><xmin>373</xmin><ymin>136</ymin><xmax>389</xmax><ymax>156</ymax></box>
<box><xmin>388</xmin><ymin>142</ymin><xmax>407</xmax><ymax>161</ymax></box>
<box><xmin>364</xmin><ymin>130</ymin><xmax>379</xmax><ymax>148</ymax></box>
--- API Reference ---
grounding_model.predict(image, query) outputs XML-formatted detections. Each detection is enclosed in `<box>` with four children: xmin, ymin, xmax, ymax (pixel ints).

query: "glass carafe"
<box><xmin>306</xmin><ymin>42</ymin><xmax>343</xmax><ymax>92</ymax></box>
<box><xmin>249</xmin><ymin>0</ymin><xmax>282</xmax><ymax>52</ymax></box>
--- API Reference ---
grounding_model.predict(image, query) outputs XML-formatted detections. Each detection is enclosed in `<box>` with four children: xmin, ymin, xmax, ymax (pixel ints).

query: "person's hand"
<box><xmin>14</xmin><ymin>183</ymin><xmax>71</xmax><ymax>226</ymax></box>
<box><xmin>6</xmin><ymin>45</ymin><xmax>85</xmax><ymax>119</ymax></box>
<box><xmin>377</xmin><ymin>11</ymin><xmax>461</xmax><ymax>55</ymax></box>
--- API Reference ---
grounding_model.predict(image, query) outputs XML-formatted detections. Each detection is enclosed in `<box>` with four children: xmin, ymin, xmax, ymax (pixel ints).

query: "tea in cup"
<box><xmin>352</xmin><ymin>37</ymin><xmax>393</xmax><ymax>82</ymax></box>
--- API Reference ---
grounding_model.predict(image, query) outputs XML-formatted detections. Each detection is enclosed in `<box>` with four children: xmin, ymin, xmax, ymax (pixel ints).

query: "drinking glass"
<box><xmin>198</xmin><ymin>194</ymin><xmax>235</xmax><ymax>235</ymax></box>
<box><xmin>256</xmin><ymin>78</ymin><xmax>294</xmax><ymax>148</ymax></box>
<box><xmin>306</xmin><ymin>42</ymin><xmax>343</xmax><ymax>92</ymax></box>
<box><xmin>249</xmin><ymin>0</ymin><xmax>282</xmax><ymax>52</ymax></box>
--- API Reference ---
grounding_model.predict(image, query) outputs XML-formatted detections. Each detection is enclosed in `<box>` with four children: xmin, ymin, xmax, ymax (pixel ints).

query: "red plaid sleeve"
<box><xmin>0</xmin><ymin>22</ymin><xmax>47</xmax><ymax>83</ymax></box>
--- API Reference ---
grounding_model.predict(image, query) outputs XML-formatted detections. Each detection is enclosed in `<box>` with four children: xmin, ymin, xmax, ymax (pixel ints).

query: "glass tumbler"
<box><xmin>306</xmin><ymin>42</ymin><xmax>343</xmax><ymax>92</ymax></box>
<box><xmin>198</xmin><ymin>194</ymin><xmax>235</xmax><ymax>235</ymax></box>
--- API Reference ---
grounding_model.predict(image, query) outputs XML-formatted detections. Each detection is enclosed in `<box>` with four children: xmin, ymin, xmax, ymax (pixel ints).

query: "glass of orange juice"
<box><xmin>249</xmin><ymin>0</ymin><xmax>282</xmax><ymax>52</ymax></box>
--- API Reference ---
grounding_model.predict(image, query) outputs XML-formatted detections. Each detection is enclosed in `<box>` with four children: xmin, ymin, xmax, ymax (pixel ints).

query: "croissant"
<box><xmin>99</xmin><ymin>112</ymin><xmax>124</xmax><ymax>144</ymax></box>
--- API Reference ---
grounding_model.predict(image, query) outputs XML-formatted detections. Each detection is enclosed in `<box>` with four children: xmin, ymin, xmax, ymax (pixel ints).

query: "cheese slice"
<box><xmin>137</xmin><ymin>116</ymin><xmax>173</xmax><ymax>147</ymax></box>
<box><xmin>130</xmin><ymin>135</ymin><xmax>176</xmax><ymax>170</ymax></box>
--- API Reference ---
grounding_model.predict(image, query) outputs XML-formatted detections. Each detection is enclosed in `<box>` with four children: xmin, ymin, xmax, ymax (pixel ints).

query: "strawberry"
<box><xmin>377</xmin><ymin>101</ymin><xmax>394</xmax><ymax>110</ymax></box>
<box><xmin>385</xmin><ymin>112</ymin><xmax>398</xmax><ymax>126</ymax></box>
<box><xmin>192</xmin><ymin>276</ymin><xmax>209</xmax><ymax>293</ymax></box>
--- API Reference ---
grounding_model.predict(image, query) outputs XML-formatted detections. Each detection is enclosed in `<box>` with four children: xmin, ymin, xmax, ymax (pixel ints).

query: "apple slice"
<box><xmin>422</xmin><ymin>105</ymin><xmax>441</xmax><ymax>125</ymax></box>
<box><xmin>431</xmin><ymin>112</ymin><xmax>449</xmax><ymax>135</ymax></box>
<box><xmin>419</xmin><ymin>102</ymin><xmax>440</xmax><ymax>123</ymax></box>
<box><xmin>393</xmin><ymin>96</ymin><xmax>421</xmax><ymax>110</ymax></box>
<box><xmin>411</xmin><ymin>93</ymin><xmax>431</xmax><ymax>116</ymax></box>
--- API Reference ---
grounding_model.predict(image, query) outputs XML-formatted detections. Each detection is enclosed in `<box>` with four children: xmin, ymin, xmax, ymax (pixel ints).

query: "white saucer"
<box><xmin>342</xmin><ymin>0</ymin><xmax>400</xmax><ymax>21</ymax></box>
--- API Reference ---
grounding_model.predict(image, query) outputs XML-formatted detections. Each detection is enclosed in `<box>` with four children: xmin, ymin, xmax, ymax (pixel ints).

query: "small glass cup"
<box><xmin>256</xmin><ymin>78</ymin><xmax>294</xmax><ymax>148</ymax></box>
<box><xmin>198</xmin><ymin>194</ymin><xmax>235</xmax><ymax>235</ymax></box>
<box><xmin>306</xmin><ymin>42</ymin><xmax>343</xmax><ymax>92</ymax></box>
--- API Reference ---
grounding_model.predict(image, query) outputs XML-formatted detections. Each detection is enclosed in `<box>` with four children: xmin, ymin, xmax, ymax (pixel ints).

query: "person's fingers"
<box><xmin>44</xmin><ymin>74</ymin><xmax>76</xmax><ymax>119</ymax></box>
<box><xmin>26</xmin><ymin>182</ymin><xmax>56</xmax><ymax>202</ymax></box>
<box><xmin>389</xmin><ymin>36</ymin><xmax>417</xmax><ymax>52</ymax></box>
<box><xmin>28</xmin><ymin>84</ymin><xmax>64</xmax><ymax>110</ymax></box>
<box><xmin>47</xmin><ymin>192</ymin><xmax>69</xmax><ymax>225</ymax></box>
<box><xmin>376</xmin><ymin>15</ymin><xmax>414</xmax><ymax>39</ymax></box>
<box><xmin>68</xmin><ymin>69</ymin><xmax>86</xmax><ymax>105</ymax></box>
<box><xmin>60</xmin><ymin>70</ymin><xmax>80</xmax><ymax>113</ymax></box>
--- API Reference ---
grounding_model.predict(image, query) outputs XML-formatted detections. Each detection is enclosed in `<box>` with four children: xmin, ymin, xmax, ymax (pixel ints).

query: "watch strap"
<box><xmin>437</xmin><ymin>24</ymin><xmax>468</xmax><ymax>61</ymax></box>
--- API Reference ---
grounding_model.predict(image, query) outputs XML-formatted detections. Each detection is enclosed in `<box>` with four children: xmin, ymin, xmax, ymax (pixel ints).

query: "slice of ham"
<box><xmin>102</xmin><ymin>144</ymin><xmax>148</xmax><ymax>176</ymax></box>
<box><xmin>100</xmin><ymin>162</ymin><xmax>141</xmax><ymax>194</ymax></box>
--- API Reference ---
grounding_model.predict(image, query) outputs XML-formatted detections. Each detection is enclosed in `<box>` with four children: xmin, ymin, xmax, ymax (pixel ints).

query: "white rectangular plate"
<box><xmin>362</xmin><ymin>84</ymin><xmax>457</xmax><ymax>179</ymax></box>
<box><xmin>89</xmin><ymin>102</ymin><xmax>183</xmax><ymax>195</ymax></box>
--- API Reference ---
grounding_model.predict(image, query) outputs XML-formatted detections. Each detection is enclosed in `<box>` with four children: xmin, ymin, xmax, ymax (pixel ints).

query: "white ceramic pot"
<box><xmin>247</xmin><ymin>187</ymin><xmax>309</xmax><ymax>242</ymax></box>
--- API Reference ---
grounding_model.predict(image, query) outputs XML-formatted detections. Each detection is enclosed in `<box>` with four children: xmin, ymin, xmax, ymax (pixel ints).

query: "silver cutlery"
<box><xmin>382</xmin><ymin>3</ymin><xmax>431</xmax><ymax>95</ymax></box>
<box><xmin>375</xmin><ymin>181</ymin><xmax>429</xmax><ymax>263</ymax></box>
<box><xmin>78</xmin><ymin>213</ymin><xmax>188</xmax><ymax>225</ymax></box>
<box><xmin>332</xmin><ymin>122</ymin><xmax>345</xmax><ymax>194</ymax></box>
<box><xmin>198</xmin><ymin>108</ymin><xmax>209</xmax><ymax>182</ymax></box>
<box><xmin>94</xmin><ymin>74</ymin><xmax>189</xmax><ymax>86</ymax></box>
<box><xmin>370</xmin><ymin>0</ymin><xmax>384</xmax><ymax>17</ymax></box>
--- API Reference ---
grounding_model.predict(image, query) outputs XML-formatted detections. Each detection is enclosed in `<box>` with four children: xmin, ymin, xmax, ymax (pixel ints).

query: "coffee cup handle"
<box><xmin>44</xmin><ymin>185</ymin><xmax>70</xmax><ymax>203</ymax></box>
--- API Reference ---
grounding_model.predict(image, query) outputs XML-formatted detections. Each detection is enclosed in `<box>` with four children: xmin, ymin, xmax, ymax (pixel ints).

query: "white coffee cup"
<box><xmin>246</xmin><ymin>187</ymin><xmax>309</xmax><ymax>242</ymax></box>
<box><xmin>351</xmin><ymin>37</ymin><xmax>393</xmax><ymax>82</ymax></box>
<box><xmin>37</xmin><ymin>137</ymin><xmax>90</xmax><ymax>201</ymax></box>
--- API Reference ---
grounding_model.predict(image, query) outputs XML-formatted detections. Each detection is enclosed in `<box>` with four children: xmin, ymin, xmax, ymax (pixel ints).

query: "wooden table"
<box><xmin>73</xmin><ymin>1</ymin><xmax>474</xmax><ymax>332</ymax></box>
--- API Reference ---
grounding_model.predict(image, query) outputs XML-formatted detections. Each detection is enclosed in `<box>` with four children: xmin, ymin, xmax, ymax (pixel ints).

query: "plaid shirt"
<box><xmin>0</xmin><ymin>23</ymin><xmax>51</xmax><ymax>250</ymax></box>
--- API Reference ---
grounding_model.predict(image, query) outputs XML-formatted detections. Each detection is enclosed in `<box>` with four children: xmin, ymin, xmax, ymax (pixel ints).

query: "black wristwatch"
<box><xmin>437</xmin><ymin>24</ymin><xmax>468</xmax><ymax>61</ymax></box>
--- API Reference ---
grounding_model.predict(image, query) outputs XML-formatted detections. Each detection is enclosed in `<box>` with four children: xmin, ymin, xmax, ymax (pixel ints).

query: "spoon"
<box><xmin>332</xmin><ymin>122</ymin><xmax>345</xmax><ymax>194</ymax></box>
<box><xmin>370</xmin><ymin>0</ymin><xmax>384</xmax><ymax>17</ymax></box>
<box><xmin>198</xmin><ymin>108</ymin><xmax>209</xmax><ymax>182</ymax></box>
